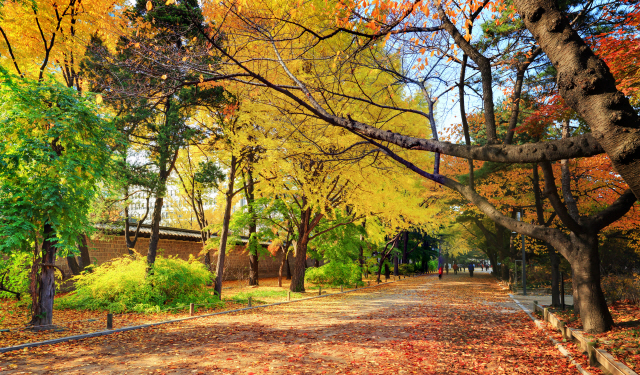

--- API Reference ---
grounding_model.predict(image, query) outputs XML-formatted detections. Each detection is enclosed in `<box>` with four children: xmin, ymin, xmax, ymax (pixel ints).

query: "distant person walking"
<box><xmin>480</xmin><ymin>263</ymin><xmax>484</xmax><ymax>271</ymax></box>
<box><xmin>445</xmin><ymin>263</ymin><xmax>449</xmax><ymax>274</ymax></box>
<box><xmin>469</xmin><ymin>263</ymin><xmax>475</xmax><ymax>277</ymax></box>
<box><xmin>453</xmin><ymin>263</ymin><xmax>458</xmax><ymax>275</ymax></box>
<box><xmin>438</xmin><ymin>266</ymin><xmax>443</xmax><ymax>280</ymax></box>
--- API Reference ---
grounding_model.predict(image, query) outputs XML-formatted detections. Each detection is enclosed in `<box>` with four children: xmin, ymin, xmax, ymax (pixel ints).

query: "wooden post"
<box><xmin>561</xmin><ymin>272</ymin><xmax>565</xmax><ymax>311</ymax></box>
<box><xmin>189</xmin><ymin>303</ymin><xmax>194</xmax><ymax>316</ymax></box>
<box><xmin>340</xmin><ymin>285</ymin><xmax>343</xmax><ymax>293</ymax></box>
<box><xmin>287</xmin><ymin>291</ymin><xmax>291</xmax><ymax>301</ymax></box>
<box><xmin>318</xmin><ymin>286</ymin><xmax>322</xmax><ymax>296</ymax></box>
<box><xmin>587</xmin><ymin>341</ymin><xmax>597</xmax><ymax>366</ymax></box>
<box><xmin>248</xmin><ymin>296</ymin><xmax>252</xmax><ymax>307</ymax></box>
<box><xmin>368</xmin><ymin>281</ymin><xmax>370</xmax><ymax>286</ymax></box>
<box><xmin>106</xmin><ymin>313</ymin><xmax>113</xmax><ymax>330</ymax></box>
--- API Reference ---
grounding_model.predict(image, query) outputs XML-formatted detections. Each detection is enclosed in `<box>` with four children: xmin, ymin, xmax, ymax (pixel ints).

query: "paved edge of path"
<box><xmin>0</xmin><ymin>276</ymin><xmax>428</xmax><ymax>354</ymax></box>
<box><xmin>509</xmin><ymin>294</ymin><xmax>591</xmax><ymax>375</ymax></box>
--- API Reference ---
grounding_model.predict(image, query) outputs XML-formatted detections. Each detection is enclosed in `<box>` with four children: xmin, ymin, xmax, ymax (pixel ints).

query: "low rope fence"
<box><xmin>0</xmin><ymin>273</ymin><xmax>424</xmax><ymax>353</ymax></box>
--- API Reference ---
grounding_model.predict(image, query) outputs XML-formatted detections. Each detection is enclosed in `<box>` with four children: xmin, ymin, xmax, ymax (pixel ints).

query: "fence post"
<box><xmin>318</xmin><ymin>286</ymin><xmax>322</xmax><ymax>296</ymax></box>
<box><xmin>248</xmin><ymin>296</ymin><xmax>252</xmax><ymax>307</ymax></box>
<box><xmin>287</xmin><ymin>291</ymin><xmax>291</xmax><ymax>301</ymax></box>
<box><xmin>189</xmin><ymin>303</ymin><xmax>194</xmax><ymax>316</ymax></box>
<box><xmin>341</xmin><ymin>285</ymin><xmax>343</xmax><ymax>293</ymax></box>
<box><xmin>106</xmin><ymin>313</ymin><xmax>113</xmax><ymax>330</ymax></box>
<box><xmin>561</xmin><ymin>272</ymin><xmax>566</xmax><ymax>311</ymax></box>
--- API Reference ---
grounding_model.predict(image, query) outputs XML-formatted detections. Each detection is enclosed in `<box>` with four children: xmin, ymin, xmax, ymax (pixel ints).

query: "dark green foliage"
<box><xmin>0</xmin><ymin>68</ymin><xmax>119</xmax><ymax>255</ymax></box>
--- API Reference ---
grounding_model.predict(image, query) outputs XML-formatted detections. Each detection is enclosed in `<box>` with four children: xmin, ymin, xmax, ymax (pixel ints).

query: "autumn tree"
<box><xmin>0</xmin><ymin>0</ymin><xmax>124</xmax><ymax>326</ymax></box>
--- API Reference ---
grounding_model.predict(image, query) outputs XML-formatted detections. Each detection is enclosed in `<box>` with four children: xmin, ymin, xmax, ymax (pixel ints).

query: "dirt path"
<box><xmin>0</xmin><ymin>274</ymin><xmax>586</xmax><ymax>374</ymax></box>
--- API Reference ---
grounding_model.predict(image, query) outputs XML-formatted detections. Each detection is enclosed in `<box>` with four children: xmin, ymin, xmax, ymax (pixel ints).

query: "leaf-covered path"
<box><xmin>0</xmin><ymin>274</ymin><xmax>585</xmax><ymax>374</ymax></box>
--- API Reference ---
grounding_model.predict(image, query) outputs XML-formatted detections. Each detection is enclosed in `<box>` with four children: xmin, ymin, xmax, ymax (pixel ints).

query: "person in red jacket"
<box><xmin>438</xmin><ymin>266</ymin><xmax>443</xmax><ymax>279</ymax></box>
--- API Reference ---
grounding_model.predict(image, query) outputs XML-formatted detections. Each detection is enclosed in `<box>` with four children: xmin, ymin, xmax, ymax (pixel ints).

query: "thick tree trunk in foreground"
<box><xmin>214</xmin><ymin>155</ymin><xmax>238</xmax><ymax>299</ymax></box>
<box><xmin>515</xmin><ymin>0</ymin><xmax>640</xmax><ymax>200</ymax></box>
<box><xmin>30</xmin><ymin>223</ymin><xmax>56</xmax><ymax>327</ymax></box>
<box><xmin>569</xmin><ymin>233</ymin><xmax>613</xmax><ymax>333</ymax></box>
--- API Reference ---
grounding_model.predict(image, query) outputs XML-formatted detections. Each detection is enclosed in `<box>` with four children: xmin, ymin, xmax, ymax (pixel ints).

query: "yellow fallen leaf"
<box><xmin>146</xmin><ymin>1</ymin><xmax>153</xmax><ymax>11</ymax></box>
<box><xmin>96</xmin><ymin>94</ymin><xmax>103</xmax><ymax>104</ymax></box>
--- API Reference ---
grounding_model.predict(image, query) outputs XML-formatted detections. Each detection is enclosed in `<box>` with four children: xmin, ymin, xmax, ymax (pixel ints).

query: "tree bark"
<box><xmin>146</xmin><ymin>196</ymin><xmax>164</xmax><ymax>265</ymax></box>
<box><xmin>30</xmin><ymin>223</ymin><xmax>56</xmax><ymax>327</ymax></box>
<box><xmin>290</xmin><ymin>236</ymin><xmax>309</xmax><ymax>292</ymax></box>
<box><xmin>66</xmin><ymin>256</ymin><xmax>81</xmax><ymax>276</ymax></box>
<box><xmin>515</xmin><ymin>0</ymin><xmax>640</xmax><ymax>200</ymax></box>
<box><xmin>245</xmin><ymin>169</ymin><xmax>259</xmax><ymax>286</ymax></box>
<box><xmin>78</xmin><ymin>235</ymin><xmax>91</xmax><ymax>269</ymax></box>
<box><xmin>568</xmin><ymin>233</ymin><xmax>613</xmax><ymax>333</ymax></box>
<box><xmin>214</xmin><ymin>154</ymin><xmax>238</xmax><ymax>298</ymax></box>
<box><xmin>549</xmin><ymin>244</ymin><xmax>561</xmax><ymax>307</ymax></box>
<box><xmin>285</xmin><ymin>250</ymin><xmax>292</xmax><ymax>280</ymax></box>
<box><xmin>278</xmin><ymin>243</ymin><xmax>291</xmax><ymax>288</ymax></box>
<box><xmin>393</xmin><ymin>254</ymin><xmax>399</xmax><ymax>276</ymax></box>
<box><xmin>402</xmin><ymin>231</ymin><xmax>409</xmax><ymax>264</ymax></box>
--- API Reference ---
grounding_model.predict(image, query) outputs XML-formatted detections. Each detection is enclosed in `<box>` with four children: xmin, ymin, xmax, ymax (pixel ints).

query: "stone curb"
<box><xmin>529</xmin><ymin>301</ymin><xmax>637</xmax><ymax>375</ymax></box>
<box><xmin>0</xmin><ymin>274</ymin><xmax>423</xmax><ymax>354</ymax></box>
<box><xmin>509</xmin><ymin>294</ymin><xmax>590</xmax><ymax>375</ymax></box>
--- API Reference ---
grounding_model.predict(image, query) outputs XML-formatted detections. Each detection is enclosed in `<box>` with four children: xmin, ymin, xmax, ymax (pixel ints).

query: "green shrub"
<box><xmin>56</xmin><ymin>254</ymin><xmax>220</xmax><ymax>313</ymax></box>
<box><xmin>428</xmin><ymin>259</ymin><xmax>438</xmax><ymax>272</ymax></box>
<box><xmin>398</xmin><ymin>263</ymin><xmax>417</xmax><ymax>275</ymax></box>
<box><xmin>0</xmin><ymin>252</ymin><xmax>31</xmax><ymax>300</ymax></box>
<box><xmin>304</xmin><ymin>261</ymin><xmax>362</xmax><ymax>287</ymax></box>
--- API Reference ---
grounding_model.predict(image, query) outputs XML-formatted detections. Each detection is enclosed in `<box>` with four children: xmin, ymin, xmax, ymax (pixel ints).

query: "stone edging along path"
<box><xmin>530</xmin><ymin>300</ymin><xmax>637</xmax><ymax>375</ymax></box>
<box><xmin>509</xmin><ymin>294</ymin><xmax>591</xmax><ymax>375</ymax></box>
<box><xmin>510</xmin><ymin>294</ymin><xmax>638</xmax><ymax>375</ymax></box>
<box><xmin>0</xmin><ymin>276</ymin><xmax>421</xmax><ymax>354</ymax></box>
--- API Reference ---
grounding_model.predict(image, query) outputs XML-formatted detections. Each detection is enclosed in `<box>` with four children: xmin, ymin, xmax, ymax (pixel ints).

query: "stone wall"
<box><xmin>55</xmin><ymin>234</ymin><xmax>314</xmax><ymax>281</ymax></box>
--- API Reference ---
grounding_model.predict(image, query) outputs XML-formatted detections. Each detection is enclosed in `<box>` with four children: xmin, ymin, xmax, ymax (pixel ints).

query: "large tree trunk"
<box><xmin>569</xmin><ymin>233</ymin><xmax>613</xmax><ymax>333</ymax></box>
<box><xmin>515</xmin><ymin>0</ymin><xmax>640</xmax><ymax>201</ymax></box>
<box><xmin>214</xmin><ymin>155</ymin><xmax>238</xmax><ymax>298</ymax></box>
<box><xmin>290</xmin><ymin>236</ymin><xmax>309</xmax><ymax>292</ymax></box>
<box><xmin>146</xmin><ymin>196</ymin><xmax>164</xmax><ymax>265</ymax></box>
<box><xmin>30</xmin><ymin>223</ymin><xmax>57</xmax><ymax>327</ymax></box>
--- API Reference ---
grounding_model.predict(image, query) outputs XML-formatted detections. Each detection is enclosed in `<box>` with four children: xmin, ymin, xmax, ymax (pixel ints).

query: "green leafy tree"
<box><xmin>0</xmin><ymin>69</ymin><xmax>119</xmax><ymax>326</ymax></box>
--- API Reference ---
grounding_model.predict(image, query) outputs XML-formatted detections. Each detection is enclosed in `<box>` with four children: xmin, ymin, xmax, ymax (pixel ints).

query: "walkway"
<box><xmin>0</xmin><ymin>274</ymin><xmax>583</xmax><ymax>374</ymax></box>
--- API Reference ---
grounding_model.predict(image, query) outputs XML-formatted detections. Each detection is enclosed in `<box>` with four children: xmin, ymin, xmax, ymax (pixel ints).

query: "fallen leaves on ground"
<box><xmin>547</xmin><ymin>302</ymin><xmax>640</xmax><ymax>372</ymax></box>
<box><xmin>0</xmin><ymin>273</ymin><xmax>586</xmax><ymax>374</ymax></box>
